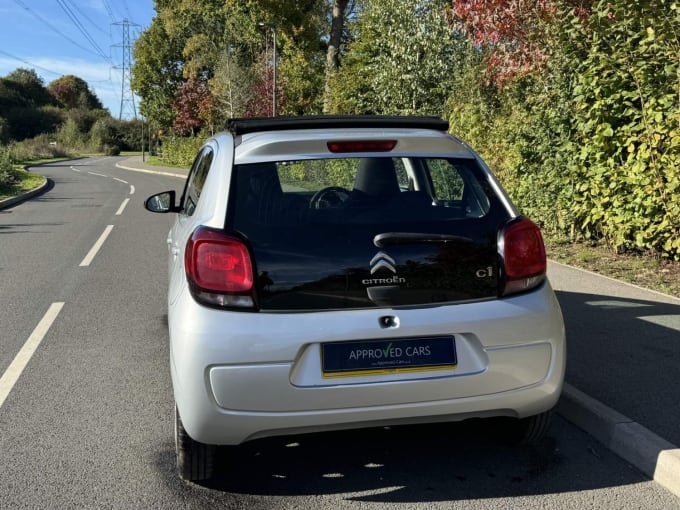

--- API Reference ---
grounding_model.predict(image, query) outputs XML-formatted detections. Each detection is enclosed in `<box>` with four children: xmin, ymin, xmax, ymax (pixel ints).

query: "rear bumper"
<box><xmin>170</xmin><ymin>282</ymin><xmax>565</xmax><ymax>445</ymax></box>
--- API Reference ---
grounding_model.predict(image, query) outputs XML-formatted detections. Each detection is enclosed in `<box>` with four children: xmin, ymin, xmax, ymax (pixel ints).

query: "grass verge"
<box><xmin>0</xmin><ymin>166</ymin><xmax>46</xmax><ymax>201</ymax></box>
<box><xmin>143</xmin><ymin>156</ymin><xmax>188</xmax><ymax>170</ymax></box>
<box><xmin>546</xmin><ymin>238</ymin><xmax>680</xmax><ymax>298</ymax></box>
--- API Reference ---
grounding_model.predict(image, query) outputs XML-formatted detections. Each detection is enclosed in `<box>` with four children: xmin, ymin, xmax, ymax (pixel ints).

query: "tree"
<box><xmin>329</xmin><ymin>0</ymin><xmax>462</xmax><ymax>116</ymax></box>
<box><xmin>210</xmin><ymin>52</ymin><xmax>254</xmax><ymax>119</ymax></box>
<box><xmin>0</xmin><ymin>69</ymin><xmax>63</xmax><ymax>141</ymax></box>
<box><xmin>132</xmin><ymin>0</ymin><xmax>328</xmax><ymax>122</ymax></box>
<box><xmin>3</xmin><ymin>68</ymin><xmax>54</xmax><ymax>107</ymax></box>
<box><xmin>279</xmin><ymin>42</ymin><xmax>323</xmax><ymax>115</ymax></box>
<box><xmin>132</xmin><ymin>16</ymin><xmax>185</xmax><ymax>128</ymax></box>
<box><xmin>47</xmin><ymin>75</ymin><xmax>103</xmax><ymax>110</ymax></box>
<box><xmin>323</xmin><ymin>0</ymin><xmax>350</xmax><ymax>112</ymax></box>
<box><xmin>0</xmin><ymin>117</ymin><xmax>9</xmax><ymax>144</ymax></box>
<box><xmin>172</xmin><ymin>78</ymin><xmax>213</xmax><ymax>135</ymax></box>
<box><xmin>244</xmin><ymin>66</ymin><xmax>288</xmax><ymax>117</ymax></box>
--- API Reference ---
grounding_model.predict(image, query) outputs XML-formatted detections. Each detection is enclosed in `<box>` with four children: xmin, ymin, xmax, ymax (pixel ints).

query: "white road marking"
<box><xmin>115</xmin><ymin>198</ymin><xmax>130</xmax><ymax>216</ymax></box>
<box><xmin>88</xmin><ymin>171</ymin><xmax>107</xmax><ymax>177</ymax></box>
<box><xmin>113</xmin><ymin>178</ymin><xmax>128</xmax><ymax>184</ymax></box>
<box><xmin>129</xmin><ymin>185</ymin><xmax>135</xmax><ymax>195</ymax></box>
<box><xmin>0</xmin><ymin>302</ymin><xmax>65</xmax><ymax>409</ymax></box>
<box><xmin>79</xmin><ymin>225</ymin><xmax>114</xmax><ymax>267</ymax></box>
<box><xmin>71</xmin><ymin>167</ymin><xmax>81</xmax><ymax>172</ymax></box>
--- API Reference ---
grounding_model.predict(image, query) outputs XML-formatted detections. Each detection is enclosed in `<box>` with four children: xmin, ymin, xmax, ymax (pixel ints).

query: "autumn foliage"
<box><xmin>172</xmin><ymin>79</ymin><xmax>214</xmax><ymax>135</ymax></box>
<box><xmin>449</xmin><ymin>0</ymin><xmax>590</xmax><ymax>86</ymax></box>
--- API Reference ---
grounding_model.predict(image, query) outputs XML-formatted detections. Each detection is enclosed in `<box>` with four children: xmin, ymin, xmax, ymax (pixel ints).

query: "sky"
<box><xmin>0</xmin><ymin>0</ymin><xmax>157</xmax><ymax>119</ymax></box>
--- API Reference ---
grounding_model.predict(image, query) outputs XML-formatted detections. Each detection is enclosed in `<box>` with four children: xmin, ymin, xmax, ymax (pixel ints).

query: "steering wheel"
<box><xmin>309</xmin><ymin>186</ymin><xmax>351</xmax><ymax>209</ymax></box>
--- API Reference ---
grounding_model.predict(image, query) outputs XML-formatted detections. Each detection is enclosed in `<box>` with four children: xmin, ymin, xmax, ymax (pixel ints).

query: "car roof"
<box><xmin>222</xmin><ymin>116</ymin><xmax>475</xmax><ymax>164</ymax></box>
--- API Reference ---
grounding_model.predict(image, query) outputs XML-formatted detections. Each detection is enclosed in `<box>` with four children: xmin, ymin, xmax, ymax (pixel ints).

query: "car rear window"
<box><xmin>230</xmin><ymin>157</ymin><xmax>493</xmax><ymax>227</ymax></box>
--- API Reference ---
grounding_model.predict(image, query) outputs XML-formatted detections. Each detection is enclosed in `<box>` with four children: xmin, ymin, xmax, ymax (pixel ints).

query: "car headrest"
<box><xmin>353</xmin><ymin>158</ymin><xmax>400</xmax><ymax>198</ymax></box>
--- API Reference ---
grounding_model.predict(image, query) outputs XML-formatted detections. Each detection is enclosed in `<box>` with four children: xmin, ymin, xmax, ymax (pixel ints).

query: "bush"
<box><xmin>56</xmin><ymin>117</ymin><xmax>84</xmax><ymax>150</ymax></box>
<box><xmin>564</xmin><ymin>0</ymin><xmax>680</xmax><ymax>258</ymax></box>
<box><xmin>160</xmin><ymin>135</ymin><xmax>205</xmax><ymax>167</ymax></box>
<box><xmin>110</xmin><ymin>118</ymin><xmax>143</xmax><ymax>151</ymax></box>
<box><xmin>0</xmin><ymin>147</ymin><xmax>15</xmax><ymax>186</ymax></box>
<box><xmin>8</xmin><ymin>135</ymin><xmax>68</xmax><ymax>161</ymax></box>
<box><xmin>3</xmin><ymin>106</ymin><xmax>63</xmax><ymax>141</ymax></box>
<box><xmin>104</xmin><ymin>144</ymin><xmax>120</xmax><ymax>156</ymax></box>
<box><xmin>448</xmin><ymin>1</ymin><xmax>680</xmax><ymax>259</ymax></box>
<box><xmin>0</xmin><ymin>117</ymin><xmax>9</xmax><ymax>144</ymax></box>
<box><xmin>88</xmin><ymin>118</ymin><xmax>113</xmax><ymax>152</ymax></box>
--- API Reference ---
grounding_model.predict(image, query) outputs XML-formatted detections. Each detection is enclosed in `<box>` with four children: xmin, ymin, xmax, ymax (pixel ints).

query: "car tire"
<box><xmin>175</xmin><ymin>405</ymin><xmax>216</xmax><ymax>482</ymax></box>
<box><xmin>502</xmin><ymin>409</ymin><xmax>554</xmax><ymax>446</ymax></box>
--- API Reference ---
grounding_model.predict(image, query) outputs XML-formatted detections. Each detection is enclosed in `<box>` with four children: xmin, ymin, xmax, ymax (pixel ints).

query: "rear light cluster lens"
<box><xmin>327</xmin><ymin>140</ymin><xmax>397</xmax><ymax>153</ymax></box>
<box><xmin>185</xmin><ymin>227</ymin><xmax>255</xmax><ymax>308</ymax></box>
<box><xmin>500</xmin><ymin>218</ymin><xmax>546</xmax><ymax>296</ymax></box>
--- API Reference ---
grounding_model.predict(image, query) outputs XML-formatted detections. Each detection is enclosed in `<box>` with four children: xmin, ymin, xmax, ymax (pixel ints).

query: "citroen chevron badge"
<box><xmin>362</xmin><ymin>251</ymin><xmax>406</xmax><ymax>285</ymax></box>
<box><xmin>370</xmin><ymin>252</ymin><xmax>396</xmax><ymax>274</ymax></box>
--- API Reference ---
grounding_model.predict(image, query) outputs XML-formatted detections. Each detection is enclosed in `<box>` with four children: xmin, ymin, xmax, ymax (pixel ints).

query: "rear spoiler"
<box><xmin>227</xmin><ymin>115</ymin><xmax>449</xmax><ymax>136</ymax></box>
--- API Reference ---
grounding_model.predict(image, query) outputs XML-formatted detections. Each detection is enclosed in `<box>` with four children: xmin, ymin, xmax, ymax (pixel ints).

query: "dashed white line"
<box><xmin>0</xmin><ymin>302</ymin><xmax>65</xmax><ymax>409</ymax></box>
<box><xmin>79</xmin><ymin>225</ymin><xmax>114</xmax><ymax>267</ymax></box>
<box><xmin>129</xmin><ymin>185</ymin><xmax>135</xmax><ymax>195</ymax></box>
<box><xmin>70</xmin><ymin>167</ymin><xmax>81</xmax><ymax>172</ymax></box>
<box><xmin>113</xmin><ymin>178</ymin><xmax>128</xmax><ymax>184</ymax></box>
<box><xmin>88</xmin><ymin>171</ymin><xmax>107</xmax><ymax>177</ymax></box>
<box><xmin>115</xmin><ymin>198</ymin><xmax>130</xmax><ymax>216</ymax></box>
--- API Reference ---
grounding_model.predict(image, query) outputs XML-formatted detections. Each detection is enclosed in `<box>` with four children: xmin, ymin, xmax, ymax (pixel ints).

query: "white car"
<box><xmin>145</xmin><ymin>116</ymin><xmax>565</xmax><ymax>482</ymax></box>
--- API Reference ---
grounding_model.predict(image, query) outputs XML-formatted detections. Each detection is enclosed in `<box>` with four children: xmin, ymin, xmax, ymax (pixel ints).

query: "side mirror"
<box><xmin>144</xmin><ymin>190</ymin><xmax>180</xmax><ymax>213</ymax></box>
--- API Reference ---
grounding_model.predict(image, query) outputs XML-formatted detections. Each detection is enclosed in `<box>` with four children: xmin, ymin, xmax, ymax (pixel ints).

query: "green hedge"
<box><xmin>159</xmin><ymin>136</ymin><xmax>205</xmax><ymax>168</ymax></box>
<box><xmin>449</xmin><ymin>0</ymin><xmax>680</xmax><ymax>260</ymax></box>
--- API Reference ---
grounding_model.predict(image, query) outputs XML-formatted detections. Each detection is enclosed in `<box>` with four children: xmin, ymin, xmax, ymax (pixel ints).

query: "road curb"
<box><xmin>558</xmin><ymin>383</ymin><xmax>680</xmax><ymax>498</ymax></box>
<box><xmin>0</xmin><ymin>176</ymin><xmax>48</xmax><ymax>210</ymax></box>
<box><xmin>115</xmin><ymin>162</ymin><xmax>187</xmax><ymax>179</ymax></box>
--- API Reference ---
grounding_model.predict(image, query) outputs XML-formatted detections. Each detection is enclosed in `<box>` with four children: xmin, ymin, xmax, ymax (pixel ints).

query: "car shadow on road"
<box><xmin>0</xmin><ymin>222</ymin><xmax>65</xmax><ymax>234</ymax></box>
<box><xmin>555</xmin><ymin>290</ymin><xmax>680</xmax><ymax>446</ymax></box>
<box><xmin>155</xmin><ymin>415</ymin><xmax>651</xmax><ymax>504</ymax></box>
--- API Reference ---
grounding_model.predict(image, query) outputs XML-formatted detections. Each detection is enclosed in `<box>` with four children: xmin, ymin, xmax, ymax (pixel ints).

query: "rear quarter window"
<box><xmin>182</xmin><ymin>148</ymin><xmax>214</xmax><ymax>216</ymax></box>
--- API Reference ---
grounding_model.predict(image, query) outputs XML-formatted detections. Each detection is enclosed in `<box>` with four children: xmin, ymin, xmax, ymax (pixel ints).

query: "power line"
<box><xmin>63</xmin><ymin>0</ymin><xmax>109</xmax><ymax>35</ymax></box>
<box><xmin>11</xmin><ymin>0</ymin><xmax>105</xmax><ymax>59</ymax></box>
<box><xmin>55</xmin><ymin>0</ymin><xmax>111</xmax><ymax>62</ymax></box>
<box><xmin>101</xmin><ymin>0</ymin><xmax>117</xmax><ymax>23</ymax></box>
<box><xmin>0</xmin><ymin>50</ymin><xmax>63</xmax><ymax>77</ymax></box>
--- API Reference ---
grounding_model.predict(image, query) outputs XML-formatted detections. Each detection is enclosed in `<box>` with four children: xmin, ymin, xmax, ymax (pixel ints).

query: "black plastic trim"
<box><xmin>227</xmin><ymin>115</ymin><xmax>449</xmax><ymax>136</ymax></box>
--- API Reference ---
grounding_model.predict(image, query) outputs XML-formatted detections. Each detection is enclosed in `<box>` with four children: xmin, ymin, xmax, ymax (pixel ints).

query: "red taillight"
<box><xmin>185</xmin><ymin>227</ymin><xmax>254</xmax><ymax>308</ymax></box>
<box><xmin>327</xmin><ymin>140</ymin><xmax>397</xmax><ymax>153</ymax></box>
<box><xmin>501</xmin><ymin>218</ymin><xmax>546</xmax><ymax>296</ymax></box>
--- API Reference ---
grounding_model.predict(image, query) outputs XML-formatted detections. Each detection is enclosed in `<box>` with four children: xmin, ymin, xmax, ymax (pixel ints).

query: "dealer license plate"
<box><xmin>321</xmin><ymin>336</ymin><xmax>457</xmax><ymax>378</ymax></box>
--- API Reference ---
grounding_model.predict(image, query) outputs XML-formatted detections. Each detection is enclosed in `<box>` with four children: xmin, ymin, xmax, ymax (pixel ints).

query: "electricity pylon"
<box><xmin>112</xmin><ymin>18</ymin><xmax>139</xmax><ymax>120</ymax></box>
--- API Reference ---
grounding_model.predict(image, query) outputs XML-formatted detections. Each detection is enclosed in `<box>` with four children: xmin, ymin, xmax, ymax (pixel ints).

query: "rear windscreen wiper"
<box><xmin>373</xmin><ymin>232</ymin><xmax>473</xmax><ymax>247</ymax></box>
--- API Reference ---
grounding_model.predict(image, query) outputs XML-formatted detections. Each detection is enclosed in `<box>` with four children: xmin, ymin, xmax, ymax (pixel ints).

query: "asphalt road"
<box><xmin>0</xmin><ymin>157</ymin><xmax>678</xmax><ymax>509</ymax></box>
<box><xmin>548</xmin><ymin>262</ymin><xmax>680</xmax><ymax>446</ymax></box>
